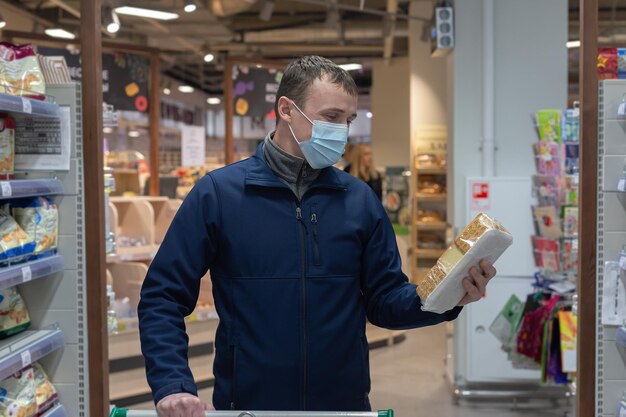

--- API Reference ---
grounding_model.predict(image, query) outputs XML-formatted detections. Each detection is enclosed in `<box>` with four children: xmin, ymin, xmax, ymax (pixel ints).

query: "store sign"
<box><xmin>232</xmin><ymin>65</ymin><xmax>283</xmax><ymax>118</ymax></box>
<box><xmin>37</xmin><ymin>47</ymin><xmax>150</xmax><ymax>113</ymax></box>
<box><xmin>470</xmin><ymin>181</ymin><xmax>490</xmax><ymax>211</ymax></box>
<box><xmin>181</xmin><ymin>125</ymin><xmax>206</xmax><ymax>167</ymax></box>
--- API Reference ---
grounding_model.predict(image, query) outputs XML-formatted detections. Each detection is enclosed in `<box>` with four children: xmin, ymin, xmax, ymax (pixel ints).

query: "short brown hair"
<box><xmin>275</xmin><ymin>56</ymin><xmax>358</xmax><ymax>125</ymax></box>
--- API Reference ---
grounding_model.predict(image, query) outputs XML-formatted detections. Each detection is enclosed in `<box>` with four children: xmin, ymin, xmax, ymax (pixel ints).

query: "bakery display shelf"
<box><xmin>415</xmin><ymin>221</ymin><xmax>447</xmax><ymax>231</ymax></box>
<box><xmin>416</xmin><ymin>193</ymin><xmax>447</xmax><ymax>202</ymax></box>
<box><xmin>0</xmin><ymin>254</ymin><xmax>63</xmax><ymax>291</ymax></box>
<box><xmin>415</xmin><ymin>248</ymin><xmax>445</xmax><ymax>259</ymax></box>
<box><xmin>41</xmin><ymin>404</ymin><xmax>68</xmax><ymax>417</ymax></box>
<box><xmin>114</xmin><ymin>245</ymin><xmax>160</xmax><ymax>262</ymax></box>
<box><xmin>0</xmin><ymin>179</ymin><xmax>64</xmax><ymax>200</ymax></box>
<box><xmin>0</xmin><ymin>327</ymin><xmax>64</xmax><ymax>381</ymax></box>
<box><xmin>0</xmin><ymin>93</ymin><xmax>61</xmax><ymax>118</ymax></box>
<box><xmin>417</xmin><ymin>167</ymin><xmax>447</xmax><ymax>175</ymax></box>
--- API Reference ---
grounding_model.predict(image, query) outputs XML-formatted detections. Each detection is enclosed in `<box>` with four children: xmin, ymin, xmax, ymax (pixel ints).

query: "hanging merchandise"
<box><xmin>564</xmin><ymin>103</ymin><xmax>580</xmax><ymax>142</ymax></box>
<box><xmin>602</xmin><ymin>261</ymin><xmax>626</xmax><ymax>326</ymax></box>
<box><xmin>534</xmin><ymin>110</ymin><xmax>562</xmax><ymax>143</ymax></box>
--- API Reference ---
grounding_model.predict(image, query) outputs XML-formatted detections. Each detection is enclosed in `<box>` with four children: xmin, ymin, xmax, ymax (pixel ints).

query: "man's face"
<box><xmin>286</xmin><ymin>76</ymin><xmax>358</xmax><ymax>142</ymax></box>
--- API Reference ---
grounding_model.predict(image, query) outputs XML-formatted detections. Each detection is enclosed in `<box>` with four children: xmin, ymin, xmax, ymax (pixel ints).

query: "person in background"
<box><xmin>345</xmin><ymin>143</ymin><xmax>382</xmax><ymax>200</ymax></box>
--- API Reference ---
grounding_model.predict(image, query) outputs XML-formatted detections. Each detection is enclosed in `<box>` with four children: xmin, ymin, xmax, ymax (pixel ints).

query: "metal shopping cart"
<box><xmin>109</xmin><ymin>409</ymin><xmax>394</xmax><ymax>417</ymax></box>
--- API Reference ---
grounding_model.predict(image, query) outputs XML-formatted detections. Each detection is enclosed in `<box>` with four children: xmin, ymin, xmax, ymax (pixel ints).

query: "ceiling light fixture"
<box><xmin>204</xmin><ymin>53</ymin><xmax>215</xmax><ymax>63</ymax></box>
<box><xmin>103</xmin><ymin>127</ymin><xmax>113</xmax><ymax>134</ymax></box>
<box><xmin>104</xmin><ymin>7</ymin><xmax>121</xmax><ymax>34</ymax></box>
<box><xmin>44</xmin><ymin>28</ymin><xmax>76</xmax><ymax>39</ymax></box>
<box><xmin>128</xmin><ymin>130</ymin><xmax>141</xmax><ymax>138</ymax></box>
<box><xmin>566</xmin><ymin>40</ymin><xmax>581</xmax><ymax>49</ymax></box>
<box><xmin>338</xmin><ymin>63</ymin><xmax>362</xmax><ymax>71</ymax></box>
<box><xmin>207</xmin><ymin>97</ymin><xmax>222</xmax><ymax>105</ymax></box>
<box><xmin>0</xmin><ymin>12</ymin><xmax>6</xmax><ymax>29</ymax></box>
<box><xmin>366</xmin><ymin>111</ymin><xmax>373</xmax><ymax>119</ymax></box>
<box><xmin>114</xmin><ymin>6</ymin><xmax>179</xmax><ymax>21</ymax></box>
<box><xmin>259</xmin><ymin>0</ymin><xmax>275</xmax><ymax>22</ymax></box>
<box><xmin>184</xmin><ymin>0</ymin><xmax>197</xmax><ymax>13</ymax></box>
<box><xmin>163</xmin><ymin>87</ymin><xmax>171</xmax><ymax>95</ymax></box>
<box><xmin>178</xmin><ymin>85</ymin><xmax>194</xmax><ymax>93</ymax></box>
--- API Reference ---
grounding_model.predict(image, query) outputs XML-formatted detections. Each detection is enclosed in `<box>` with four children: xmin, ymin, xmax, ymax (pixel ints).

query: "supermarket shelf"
<box><xmin>0</xmin><ymin>255</ymin><xmax>63</xmax><ymax>291</ymax></box>
<box><xmin>41</xmin><ymin>404</ymin><xmax>68</xmax><ymax>417</ymax></box>
<box><xmin>0</xmin><ymin>93</ymin><xmax>61</xmax><ymax>118</ymax></box>
<box><xmin>112</xmin><ymin>245</ymin><xmax>160</xmax><ymax>262</ymax></box>
<box><xmin>617</xmin><ymin>327</ymin><xmax>626</xmax><ymax>349</ymax></box>
<box><xmin>0</xmin><ymin>179</ymin><xmax>64</xmax><ymax>200</ymax></box>
<box><xmin>417</xmin><ymin>167</ymin><xmax>447</xmax><ymax>175</ymax></box>
<box><xmin>416</xmin><ymin>193</ymin><xmax>447</xmax><ymax>202</ymax></box>
<box><xmin>415</xmin><ymin>248</ymin><xmax>445</xmax><ymax>259</ymax></box>
<box><xmin>0</xmin><ymin>328</ymin><xmax>64</xmax><ymax>381</ymax></box>
<box><xmin>415</xmin><ymin>221</ymin><xmax>448</xmax><ymax>231</ymax></box>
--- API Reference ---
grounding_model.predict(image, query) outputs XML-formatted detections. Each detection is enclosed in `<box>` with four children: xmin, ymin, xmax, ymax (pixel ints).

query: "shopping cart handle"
<box><xmin>109</xmin><ymin>408</ymin><xmax>394</xmax><ymax>417</ymax></box>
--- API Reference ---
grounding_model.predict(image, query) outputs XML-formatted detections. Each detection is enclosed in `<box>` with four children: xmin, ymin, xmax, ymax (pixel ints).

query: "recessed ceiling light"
<box><xmin>566</xmin><ymin>40</ymin><xmax>581</xmax><ymax>49</ymax></box>
<box><xmin>338</xmin><ymin>63</ymin><xmax>363</xmax><ymax>71</ymax></box>
<box><xmin>184</xmin><ymin>0</ymin><xmax>197</xmax><ymax>13</ymax></box>
<box><xmin>114</xmin><ymin>6</ymin><xmax>179</xmax><ymax>21</ymax></box>
<box><xmin>178</xmin><ymin>85</ymin><xmax>194</xmax><ymax>93</ymax></box>
<box><xmin>128</xmin><ymin>130</ymin><xmax>141</xmax><ymax>138</ymax></box>
<box><xmin>103</xmin><ymin>127</ymin><xmax>113</xmax><ymax>134</ymax></box>
<box><xmin>204</xmin><ymin>53</ymin><xmax>215</xmax><ymax>63</ymax></box>
<box><xmin>207</xmin><ymin>97</ymin><xmax>222</xmax><ymax>105</ymax></box>
<box><xmin>44</xmin><ymin>28</ymin><xmax>76</xmax><ymax>40</ymax></box>
<box><xmin>256</xmin><ymin>64</ymin><xmax>263</xmax><ymax>69</ymax></box>
<box><xmin>0</xmin><ymin>12</ymin><xmax>6</xmax><ymax>29</ymax></box>
<box><xmin>163</xmin><ymin>87</ymin><xmax>171</xmax><ymax>95</ymax></box>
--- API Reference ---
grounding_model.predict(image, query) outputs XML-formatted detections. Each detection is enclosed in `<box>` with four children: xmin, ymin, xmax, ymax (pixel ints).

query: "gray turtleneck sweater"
<box><xmin>263</xmin><ymin>131</ymin><xmax>320</xmax><ymax>201</ymax></box>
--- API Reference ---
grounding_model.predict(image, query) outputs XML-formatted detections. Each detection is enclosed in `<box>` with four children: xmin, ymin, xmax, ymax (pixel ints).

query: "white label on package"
<box><xmin>21</xmin><ymin>350</ymin><xmax>31</xmax><ymax>368</ymax></box>
<box><xmin>21</xmin><ymin>98</ymin><xmax>32</xmax><ymax>115</ymax></box>
<box><xmin>21</xmin><ymin>266</ymin><xmax>32</xmax><ymax>283</ymax></box>
<box><xmin>0</xmin><ymin>181</ymin><xmax>12</xmax><ymax>197</ymax></box>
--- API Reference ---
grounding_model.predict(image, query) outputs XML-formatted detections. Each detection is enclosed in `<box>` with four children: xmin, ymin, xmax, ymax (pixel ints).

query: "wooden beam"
<box><xmin>150</xmin><ymin>53</ymin><xmax>161</xmax><ymax>196</ymax></box>
<box><xmin>224</xmin><ymin>58</ymin><xmax>234</xmax><ymax>165</ymax></box>
<box><xmin>577</xmin><ymin>0</ymin><xmax>597</xmax><ymax>416</ymax></box>
<box><xmin>80</xmin><ymin>1</ymin><xmax>109</xmax><ymax>417</ymax></box>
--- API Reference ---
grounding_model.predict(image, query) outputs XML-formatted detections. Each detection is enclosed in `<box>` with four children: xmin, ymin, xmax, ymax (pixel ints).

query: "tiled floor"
<box><xmin>134</xmin><ymin>323</ymin><xmax>573</xmax><ymax>416</ymax></box>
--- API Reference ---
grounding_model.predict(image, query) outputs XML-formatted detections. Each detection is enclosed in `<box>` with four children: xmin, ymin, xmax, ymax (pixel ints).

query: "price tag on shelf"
<box><xmin>21</xmin><ymin>98</ymin><xmax>32</xmax><ymax>114</ymax></box>
<box><xmin>21</xmin><ymin>350</ymin><xmax>31</xmax><ymax>368</ymax></box>
<box><xmin>0</xmin><ymin>182</ymin><xmax>12</xmax><ymax>197</ymax></box>
<box><xmin>21</xmin><ymin>266</ymin><xmax>32</xmax><ymax>283</ymax></box>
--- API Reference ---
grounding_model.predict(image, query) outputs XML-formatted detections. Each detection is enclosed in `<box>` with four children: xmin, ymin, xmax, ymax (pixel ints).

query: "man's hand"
<box><xmin>156</xmin><ymin>393</ymin><xmax>213</xmax><ymax>417</ymax></box>
<box><xmin>457</xmin><ymin>260</ymin><xmax>497</xmax><ymax>307</ymax></box>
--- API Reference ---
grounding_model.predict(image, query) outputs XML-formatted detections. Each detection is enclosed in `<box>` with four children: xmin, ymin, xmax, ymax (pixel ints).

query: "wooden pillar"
<box><xmin>577</xmin><ymin>0</ymin><xmax>598</xmax><ymax>416</ymax></box>
<box><xmin>149</xmin><ymin>53</ymin><xmax>161</xmax><ymax>196</ymax></box>
<box><xmin>80</xmin><ymin>0</ymin><xmax>109</xmax><ymax>416</ymax></box>
<box><xmin>224</xmin><ymin>58</ymin><xmax>234</xmax><ymax>165</ymax></box>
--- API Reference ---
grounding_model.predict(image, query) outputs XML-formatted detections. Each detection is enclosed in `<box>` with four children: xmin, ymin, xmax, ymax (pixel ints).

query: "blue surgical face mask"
<box><xmin>287</xmin><ymin>100</ymin><xmax>349</xmax><ymax>169</ymax></box>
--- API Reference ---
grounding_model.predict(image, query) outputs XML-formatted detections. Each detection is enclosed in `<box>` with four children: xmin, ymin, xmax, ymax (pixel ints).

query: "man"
<box><xmin>138</xmin><ymin>56</ymin><xmax>496</xmax><ymax>417</ymax></box>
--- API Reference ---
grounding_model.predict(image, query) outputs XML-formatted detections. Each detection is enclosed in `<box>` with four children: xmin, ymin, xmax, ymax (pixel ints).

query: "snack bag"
<box><xmin>11</xmin><ymin>198</ymin><xmax>58</xmax><ymax>255</ymax></box>
<box><xmin>31</xmin><ymin>363</ymin><xmax>57</xmax><ymax>415</ymax></box>
<box><xmin>0</xmin><ymin>366</ymin><xmax>37</xmax><ymax>417</ymax></box>
<box><xmin>416</xmin><ymin>213</ymin><xmax>513</xmax><ymax>313</ymax></box>
<box><xmin>598</xmin><ymin>47</ymin><xmax>618</xmax><ymax>80</ymax></box>
<box><xmin>0</xmin><ymin>287</ymin><xmax>30</xmax><ymax>339</ymax></box>
<box><xmin>0</xmin><ymin>210</ymin><xmax>35</xmax><ymax>262</ymax></box>
<box><xmin>0</xmin><ymin>115</ymin><xmax>14</xmax><ymax>173</ymax></box>
<box><xmin>0</xmin><ymin>43</ymin><xmax>46</xmax><ymax>99</ymax></box>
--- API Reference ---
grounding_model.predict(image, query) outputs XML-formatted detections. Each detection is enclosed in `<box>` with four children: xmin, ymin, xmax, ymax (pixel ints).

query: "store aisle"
<box><xmin>134</xmin><ymin>323</ymin><xmax>570</xmax><ymax>416</ymax></box>
<box><xmin>369</xmin><ymin>324</ymin><xmax>570</xmax><ymax>417</ymax></box>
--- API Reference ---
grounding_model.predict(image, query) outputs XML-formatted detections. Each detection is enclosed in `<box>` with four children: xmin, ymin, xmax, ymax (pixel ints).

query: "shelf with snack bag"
<box><xmin>0</xmin><ymin>326</ymin><xmax>64</xmax><ymax>382</ymax></box>
<box><xmin>0</xmin><ymin>93</ymin><xmax>61</xmax><ymax>120</ymax></box>
<box><xmin>0</xmin><ymin>179</ymin><xmax>63</xmax><ymax>201</ymax></box>
<box><xmin>0</xmin><ymin>255</ymin><xmax>63</xmax><ymax>292</ymax></box>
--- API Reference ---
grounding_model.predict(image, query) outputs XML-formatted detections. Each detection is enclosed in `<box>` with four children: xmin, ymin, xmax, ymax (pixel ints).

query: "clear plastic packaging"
<box><xmin>0</xmin><ymin>43</ymin><xmax>46</xmax><ymax>100</ymax></box>
<box><xmin>0</xmin><ymin>210</ymin><xmax>35</xmax><ymax>263</ymax></box>
<box><xmin>0</xmin><ymin>287</ymin><xmax>30</xmax><ymax>339</ymax></box>
<box><xmin>31</xmin><ymin>362</ymin><xmax>57</xmax><ymax>415</ymax></box>
<box><xmin>0</xmin><ymin>115</ymin><xmax>14</xmax><ymax>173</ymax></box>
<box><xmin>416</xmin><ymin>213</ymin><xmax>513</xmax><ymax>313</ymax></box>
<box><xmin>10</xmin><ymin>198</ymin><xmax>58</xmax><ymax>256</ymax></box>
<box><xmin>0</xmin><ymin>365</ymin><xmax>37</xmax><ymax>417</ymax></box>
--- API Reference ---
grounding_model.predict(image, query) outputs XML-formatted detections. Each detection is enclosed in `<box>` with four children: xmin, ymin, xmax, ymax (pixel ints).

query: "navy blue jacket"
<box><xmin>138</xmin><ymin>143</ymin><xmax>461</xmax><ymax>412</ymax></box>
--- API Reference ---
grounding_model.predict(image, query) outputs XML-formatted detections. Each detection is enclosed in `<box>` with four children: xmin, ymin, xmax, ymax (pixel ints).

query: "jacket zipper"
<box><xmin>310</xmin><ymin>210</ymin><xmax>321</xmax><ymax>266</ymax></box>
<box><xmin>295</xmin><ymin>204</ymin><xmax>308</xmax><ymax>409</ymax></box>
<box><xmin>230</xmin><ymin>345</ymin><xmax>237</xmax><ymax>409</ymax></box>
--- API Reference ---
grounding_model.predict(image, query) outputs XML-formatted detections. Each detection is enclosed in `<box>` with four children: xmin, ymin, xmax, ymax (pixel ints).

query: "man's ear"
<box><xmin>277</xmin><ymin>96</ymin><xmax>293</xmax><ymax>124</ymax></box>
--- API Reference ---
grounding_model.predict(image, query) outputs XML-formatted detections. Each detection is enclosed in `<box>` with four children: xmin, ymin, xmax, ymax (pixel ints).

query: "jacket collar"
<box><xmin>245</xmin><ymin>142</ymin><xmax>346</xmax><ymax>191</ymax></box>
